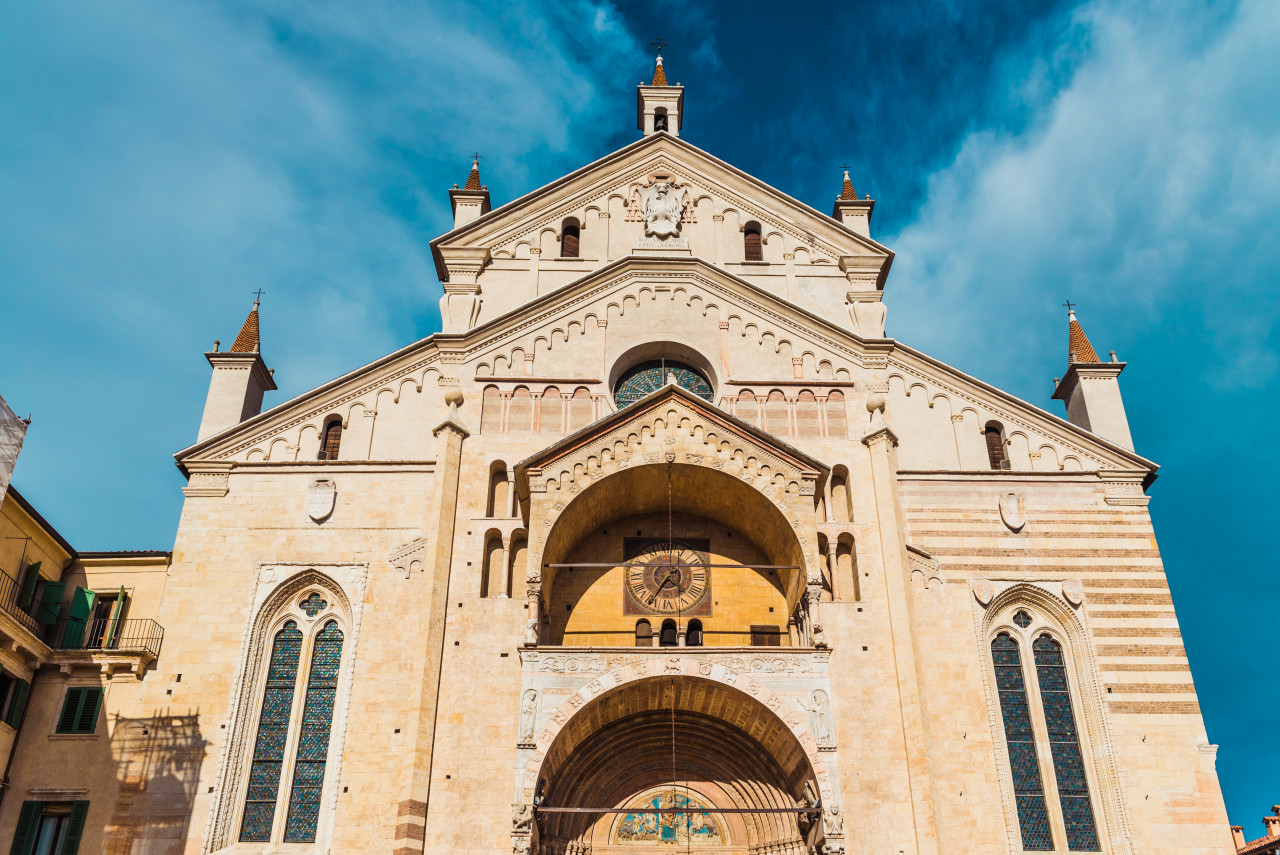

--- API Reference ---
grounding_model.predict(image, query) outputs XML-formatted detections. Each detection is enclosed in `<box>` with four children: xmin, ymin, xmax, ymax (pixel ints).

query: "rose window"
<box><xmin>613</xmin><ymin>360</ymin><xmax>713</xmax><ymax>408</ymax></box>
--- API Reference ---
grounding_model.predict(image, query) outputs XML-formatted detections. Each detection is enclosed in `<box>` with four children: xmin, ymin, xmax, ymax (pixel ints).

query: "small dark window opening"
<box><xmin>654</xmin><ymin>109</ymin><xmax>669</xmax><ymax>132</ymax></box>
<box><xmin>635</xmin><ymin>619</ymin><xmax>653</xmax><ymax>648</ymax></box>
<box><xmin>659</xmin><ymin>619</ymin><xmax>678</xmax><ymax>647</ymax></box>
<box><xmin>750</xmin><ymin>624</ymin><xmax>782</xmax><ymax>647</ymax></box>
<box><xmin>743</xmin><ymin>223</ymin><xmax>763</xmax><ymax>262</ymax></box>
<box><xmin>984</xmin><ymin>421</ymin><xmax>1008</xmax><ymax>470</ymax></box>
<box><xmin>560</xmin><ymin>220</ymin><xmax>580</xmax><ymax>258</ymax></box>
<box><xmin>686</xmin><ymin>619</ymin><xmax>703</xmax><ymax>647</ymax></box>
<box><xmin>320</xmin><ymin>419</ymin><xmax>343</xmax><ymax>461</ymax></box>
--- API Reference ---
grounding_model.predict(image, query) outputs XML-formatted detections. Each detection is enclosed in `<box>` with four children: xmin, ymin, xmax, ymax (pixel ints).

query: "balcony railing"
<box><xmin>51</xmin><ymin>617</ymin><xmax>164</xmax><ymax>659</ymax></box>
<box><xmin>0</xmin><ymin>571</ymin><xmax>57</xmax><ymax>638</ymax></box>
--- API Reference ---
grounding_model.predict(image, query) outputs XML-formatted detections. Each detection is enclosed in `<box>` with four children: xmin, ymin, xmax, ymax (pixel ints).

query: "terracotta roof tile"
<box><xmin>229</xmin><ymin>301</ymin><xmax>260</xmax><ymax>353</ymax></box>
<box><xmin>840</xmin><ymin>169</ymin><xmax>857</xmax><ymax>201</ymax></box>
<box><xmin>652</xmin><ymin>55</ymin><xmax>668</xmax><ymax>86</ymax></box>
<box><xmin>464</xmin><ymin>159</ymin><xmax>482</xmax><ymax>191</ymax></box>
<box><xmin>1068</xmin><ymin>310</ymin><xmax>1101</xmax><ymax>364</ymax></box>
<box><xmin>1238</xmin><ymin>831</ymin><xmax>1280</xmax><ymax>855</ymax></box>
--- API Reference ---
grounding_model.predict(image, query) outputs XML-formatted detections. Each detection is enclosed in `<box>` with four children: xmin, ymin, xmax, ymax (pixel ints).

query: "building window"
<box><xmin>0</xmin><ymin>670</ymin><xmax>31</xmax><ymax>728</ymax></box>
<box><xmin>560</xmin><ymin>219</ymin><xmax>580</xmax><ymax>258</ymax></box>
<box><xmin>658</xmin><ymin>619</ymin><xmax>678</xmax><ymax>647</ymax></box>
<box><xmin>743</xmin><ymin>222</ymin><xmax>763</xmax><ymax>261</ymax></box>
<box><xmin>239</xmin><ymin>602</ymin><xmax>347</xmax><ymax>846</ymax></box>
<box><xmin>1033</xmin><ymin>636</ymin><xmax>1101</xmax><ymax>852</ymax></box>
<box><xmin>319</xmin><ymin>419</ymin><xmax>342</xmax><ymax>461</ymax></box>
<box><xmin>985</xmin><ymin>421</ymin><xmax>1008</xmax><ymax>470</ymax></box>
<box><xmin>11</xmin><ymin>800</ymin><xmax>89</xmax><ymax>855</ymax></box>
<box><xmin>654</xmin><ymin>108</ymin><xmax>669</xmax><ymax>132</ymax></box>
<box><xmin>613</xmin><ymin>360</ymin><xmax>713</xmax><ymax>408</ymax></box>
<box><xmin>990</xmin><ymin>617</ymin><xmax>1103</xmax><ymax>853</ymax></box>
<box><xmin>635</xmin><ymin>619</ymin><xmax>653</xmax><ymax>648</ymax></box>
<box><xmin>240</xmin><ymin>622</ymin><xmax>303</xmax><ymax>842</ymax></box>
<box><xmin>55</xmin><ymin>687</ymin><xmax>103</xmax><ymax>735</ymax></box>
<box><xmin>283</xmin><ymin>621</ymin><xmax>344</xmax><ymax>843</ymax></box>
<box><xmin>686</xmin><ymin>619</ymin><xmax>703</xmax><ymax>647</ymax></box>
<box><xmin>991</xmin><ymin>633</ymin><xmax>1052</xmax><ymax>850</ymax></box>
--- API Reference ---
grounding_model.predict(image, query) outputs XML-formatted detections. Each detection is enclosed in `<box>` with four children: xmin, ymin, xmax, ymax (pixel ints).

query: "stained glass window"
<box><xmin>240</xmin><ymin>621</ymin><xmax>303</xmax><ymax>843</ymax></box>
<box><xmin>300</xmin><ymin>593</ymin><xmax>327</xmax><ymax>617</ymax></box>
<box><xmin>613</xmin><ymin>360</ymin><xmax>712</xmax><ymax>408</ymax></box>
<box><xmin>1033</xmin><ymin>636</ymin><xmax>1101</xmax><ymax>852</ymax></box>
<box><xmin>991</xmin><ymin>633</ymin><xmax>1053</xmax><ymax>851</ymax></box>
<box><xmin>1013</xmin><ymin>610</ymin><xmax>1032</xmax><ymax>629</ymax></box>
<box><xmin>284</xmin><ymin>620</ymin><xmax>344</xmax><ymax>843</ymax></box>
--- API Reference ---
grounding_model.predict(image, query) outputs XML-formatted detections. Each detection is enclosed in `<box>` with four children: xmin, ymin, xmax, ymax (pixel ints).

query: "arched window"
<box><xmin>560</xmin><ymin>219</ymin><xmax>580</xmax><ymax>258</ymax></box>
<box><xmin>240</xmin><ymin>604</ymin><xmax>346</xmax><ymax>845</ymax></box>
<box><xmin>613</xmin><ymin>360</ymin><xmax>713</xmax><ymax>408</ymax></box>
<box><xmin>538</xmin><ymin>387</ymin><xmax>562</xmax><ymax>435</ymax></box>
<box><xmin>743</xmin><ymin>222</ymin><xmax>763</xmax><ymax>261</ymax></box>
<box><xmin>795</xmin><ymin>390</ymin><xmax>821</xmax><ymax>437</ymax></box>
<box><xmin>830</xmin><ymin>467</ymin><xmax>851</xmax><ymax>523</ymax></box>
<box><xmin>319</xmin><ymin>419</ymin><xmax>342</xmax><ymax>461</ymax></box>
<box><xmin>635</xmin><ymin>619</ymin><xmax>653</xmax><ymax>648</ymax></box>
<box><xmin>985</xmin><ymin>421</ymin><xmax>1008</xmax><ymax>470</ymax></box>
<box><xmin>686</xmin><ymin>619</ymin><xmax>703</xmax><ymax>647</ymax></box>
<box><xmin>487</xmin><ymin>462</ymin><xmax>510</xmax><ymax>518</ymax></box>
<box><xmin>825</xmin><ymin>390</ymin><xmax>847</xmax><ymax>438</ymax></box>
<box><xmin>654</xmin><ymin>108</ymin><xmax>669</xmax><ymax>132</ymax></box>
<box><xmin>659</xmin><ymin>619</ymin><xmax>678</xmax><ymax>647</ymax></box>
<box><xmin>990</xmin><ymin>617</ymin><xmax>1101</xmax><ymax>852</ymax></box>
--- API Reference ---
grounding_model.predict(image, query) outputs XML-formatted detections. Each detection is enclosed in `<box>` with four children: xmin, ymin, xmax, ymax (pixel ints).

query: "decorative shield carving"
<box><xmin>1062</xmin><ymin>579</ymin><xmax>1084</xmax><ymax>608</ymax></box>
<box><xmin>999</xmin><ymin>491</ymin><xmax>1026</xmax><ymax>533</ymax></box>
<box><xmin>972</xmin><ymin>579</ymin><xmax>995</xmax><ymax>606</ymax></box>
<box><xmin>307</xmin><ymin>478</ymin><xmax>336</xmax><ymax>523</ymax></box>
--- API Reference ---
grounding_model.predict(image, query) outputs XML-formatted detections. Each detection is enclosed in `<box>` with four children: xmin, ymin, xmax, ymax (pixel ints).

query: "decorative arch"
<box><xmin>204</xmin><ymin>565</ymin><xmax>367</xmax><ymax>854</ymax></box>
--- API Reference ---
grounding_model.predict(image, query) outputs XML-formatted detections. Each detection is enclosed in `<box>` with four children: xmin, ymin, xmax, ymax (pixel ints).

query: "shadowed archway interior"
<box><xmin>538</xmin><ymin>677</ymin><xmax>815</xmax><ymax>855</ymax></box>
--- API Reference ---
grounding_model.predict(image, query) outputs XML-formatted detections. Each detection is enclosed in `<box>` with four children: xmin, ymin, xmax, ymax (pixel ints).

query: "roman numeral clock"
<box><xmin>623</xmin><ymin>539</ymin><xmax>712</xmax><ymax>616</ymax></box>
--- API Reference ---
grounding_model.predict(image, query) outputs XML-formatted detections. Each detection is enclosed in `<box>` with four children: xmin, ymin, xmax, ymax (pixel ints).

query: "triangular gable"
<box><xmin>430</xmin><ymin>133</ymin><xmax>893</xmax><ymax>283</ymax></box>
<box><xmin>516</xmin><ymin>382</ymin><xmax>827</xmax><ymax>499</ymax></box>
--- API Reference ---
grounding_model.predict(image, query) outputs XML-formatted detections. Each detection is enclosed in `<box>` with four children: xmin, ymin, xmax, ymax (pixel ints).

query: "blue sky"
<box><xmin>2</xmin><ymin>0</ymin><xmax>1277</xmax><ymax>834</ymax></box>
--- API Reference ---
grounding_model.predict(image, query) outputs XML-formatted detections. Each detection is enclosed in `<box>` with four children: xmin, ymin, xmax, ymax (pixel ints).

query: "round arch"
<box><xmin>528</xmin><ymin>671</ymin><xmax>828</xmax><ymax>855</ymax></box>
<box><xmin>607</xmin><ymin>339</ymin><xmax>720</xmax><ymax>402</ymax></box>
<box><xmin>539</xmin><ymin>462</ymin><xmax>808</xmax><ymax>610</ymax></box>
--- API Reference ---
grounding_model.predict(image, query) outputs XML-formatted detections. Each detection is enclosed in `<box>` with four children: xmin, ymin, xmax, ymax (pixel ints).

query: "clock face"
<box><xmin>623</xmin><ymin>540</ymin><xmax>712</xmax><ymax>616</ymax></box>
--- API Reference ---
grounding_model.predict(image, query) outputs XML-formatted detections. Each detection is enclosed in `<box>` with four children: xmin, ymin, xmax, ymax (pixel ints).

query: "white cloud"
<box><xmin>888</xmin><ymin>0</ymin><xmax>1280</xmax><ymax>394</ymax></box>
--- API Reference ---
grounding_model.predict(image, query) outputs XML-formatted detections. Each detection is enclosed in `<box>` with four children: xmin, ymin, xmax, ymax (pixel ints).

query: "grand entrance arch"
<box><xmin>521</xmin><ymin>669</ymin><xmax>841</xmax><ymax>855</ymax></box>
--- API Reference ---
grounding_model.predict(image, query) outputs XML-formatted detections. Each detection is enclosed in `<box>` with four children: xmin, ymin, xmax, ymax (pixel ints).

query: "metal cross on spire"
<box><xmin>470</xmin><ymin>153</ymin><xmax>483</xmax><ymax>165</ymax></box>
<box><xmin>252</xmin><ymin>289</ymin><xmax>266</xmax><ymax>303</ymax></box>
<box><xmin>1062</xmin><ymin>299</ymin><xmax>1076</xmax><ymax>314</ymax></box>
<box><xmin>650</xmin><ymin>37</ymin><xmax>668</xmax><ymax>55</ymax></box>
<box><xmin>840</xmin><ymin>163</ymin><xmax>850</xmax><ymax>172</ymax></box>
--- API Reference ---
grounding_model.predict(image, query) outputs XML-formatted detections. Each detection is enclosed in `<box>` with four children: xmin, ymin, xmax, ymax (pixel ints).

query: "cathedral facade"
<box><xmin>0</xmin><ymin>56</ymin><xmax>1235</xmax><ymax>855</ymax></box>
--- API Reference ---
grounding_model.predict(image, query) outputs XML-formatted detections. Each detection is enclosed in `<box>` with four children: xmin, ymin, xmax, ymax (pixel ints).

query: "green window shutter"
<box><xmin>59</xmin><ymin>588</ymin><xmax>95</xmax><ymax>648</ymax></box>
<box><xmin>76</xmin><ymin>688</ymin><xmax>103</xmax><ymax>734</ymax></box>
<box><xmin>9</xmin><ymin>800</ymin><xmax>41</xmax><ymax>855</ymax></box>
<box><xmin>16</xmin><ymin>562</ymin><xmax>40</xmax><ymax>610</ymax></box>
<box><xmin>58</xmin><ymin>801</ymin><xmax>89</xmax><ymax>855</ymax></box>
<box><xmin>105</xmin><ymin>587</ymin><xmax>127</xmax><ymax>647</ymax></box>
<box><xmin>4</xmin><ymin>679</ymin><xmax>29</xmax><ymax>728</ymax></box>
<box><xmin>36</xmin><ymin>580</ymin><xmax>64</xmax><ymax>626</ymax></box>
<box><xmin>57</xmin><ymin>688</ymin><xmax>84</xmax><ymax>734</ymax></box>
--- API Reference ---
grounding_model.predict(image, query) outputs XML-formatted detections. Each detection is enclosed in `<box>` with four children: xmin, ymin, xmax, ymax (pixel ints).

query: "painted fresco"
<box><xmin>614</xmin><ymin>789</ymin><xmax>724</xmax><ymax>845</ymax></box>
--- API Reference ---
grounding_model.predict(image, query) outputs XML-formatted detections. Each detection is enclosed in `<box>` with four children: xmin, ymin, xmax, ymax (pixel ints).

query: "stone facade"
<box><xmin>0</xmin><ymin>58</ymin><xmax>1235</xmax><ymax>855</ymax></box>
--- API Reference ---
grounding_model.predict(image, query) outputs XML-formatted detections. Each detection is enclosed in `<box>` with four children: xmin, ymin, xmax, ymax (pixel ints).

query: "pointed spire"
<box><xmin>652</xmin><ymin>54</ymin><xmax>668</xmax><ymax>86</ymax></box>
<box><xmin>840</xmin><ymin>167</ymin><xmax>857</xmax><ymax>201</ymax></box>
<box><xmin>229</xmin><ymin>297</ymin><xmax>261</xmax><ymax>353</ymax></box>
<box><xmin>1065</xmin><ymin>303</ymin><xmax>1100</xmax><ymax>364</ymax></box>
<box><xmin>464</xmin><ymin>154</ymin><xmax>482</xmax><ymax>190</ymax></box>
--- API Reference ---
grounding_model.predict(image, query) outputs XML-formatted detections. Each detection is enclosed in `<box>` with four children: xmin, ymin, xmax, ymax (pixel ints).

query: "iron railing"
<box><xmin>0</xmin><ymin>571</ymin><xmax>57</xmax><ymax>637</ymax></box>
<box><xmin>51</xmin><ymin>617</ymin><xmax>164</xmax><ymax>658</ymax></box>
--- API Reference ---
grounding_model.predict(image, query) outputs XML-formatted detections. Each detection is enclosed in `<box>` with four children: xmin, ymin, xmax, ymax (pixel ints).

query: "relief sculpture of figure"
<box><xmin>519</xmin><ymin>690</ymin><xmax>538</xmax><ymax>744</ymax></box>
<box><xmin>638</xmin><ymin>179</ymin><xmax>687</xmax><ymax>238</ymax></box>
<box><xmin>512</xmin><ymin>803</ymin><xmax>534</xmax><ymax>834</ymax></box>
<box><xmin>796</xmin><ymin>689</ymin><xmax>833</xmax><ymax>747</ymax></box>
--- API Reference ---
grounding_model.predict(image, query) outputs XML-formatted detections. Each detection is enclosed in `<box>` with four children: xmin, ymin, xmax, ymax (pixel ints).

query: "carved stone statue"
<box><xmin>525</xmin><ymin>619</ymin><xmax>539</xmax><ymax>646</ymax></box>
<box><xmin>796</xmin><ymin>689</ymin><xmax>834</xmax><ymax>747</ymax></box>
<box><xmin>638</xmin><ymin>179</ymin><xmax>687</xmax><ymax>238</ymax></box>
<box><xmin>823</xmin><ymin>805</ymin><xmax>843</xmax><ymax>837</ymax></box>
<box><xmin>519</xmin><ymin>690</ymin><xmax>538</xmax><ymax>744</ymax></box>
<box><xmin>512</xmin><ymin>803</ymin><xmax>534</xmax><ymax>834</ymax></box>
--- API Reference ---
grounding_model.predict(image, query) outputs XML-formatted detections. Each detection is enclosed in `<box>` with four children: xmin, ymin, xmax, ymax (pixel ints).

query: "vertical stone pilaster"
<box><xmin>862</xmin><ymin>410</ymin><xmax>941</xmax><ymax>855</ymax></box>
<box><xmin>398</xmin><ymin>416</ymin><xmax>468</xmax><ymax>854</ymax></box>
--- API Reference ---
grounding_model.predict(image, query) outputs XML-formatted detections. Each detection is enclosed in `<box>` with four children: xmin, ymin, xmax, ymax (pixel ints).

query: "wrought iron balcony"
<box><xmin>0</xmin><ymin>569</ymin><xmax>58</xmax><ymax>640</ymax></box>
<box><xmin>51</xmin><ymin>617</ymin><xmax>164</xmax><ymax>659</ymax></box>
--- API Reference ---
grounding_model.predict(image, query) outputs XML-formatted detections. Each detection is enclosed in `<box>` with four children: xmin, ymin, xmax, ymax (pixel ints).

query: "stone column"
<box><xmin>507</xmin><ymin>471</ymin><xmax>518</xmax><ymax>518</ymax></box>
<box><xmin>528</xmin><ymin>247</ymin><xmax>541</xmax><ymax>300</ymax></box>
<box><xmin>825</xmin><ymin>540</ymin><xmax>840</xmax><ymax>602</ymax></box>
<box><xmin>861</xmin><ymin>397</ymin><xmax>941</xmax><ymax>855</ymax></box>
<box><xmin>712</xmin><ymin>214</ymin><xmax>725</xmax><ymax>265</ymax></box>
<box><xmin>525</xmin><ymin>583</ymin><xmax>542</xmax><ymax>646</ymax></box>
<box><xmin>397</xmin><ymin>398</ymin><xmax>469</xmax><ymax>855</ymax></box>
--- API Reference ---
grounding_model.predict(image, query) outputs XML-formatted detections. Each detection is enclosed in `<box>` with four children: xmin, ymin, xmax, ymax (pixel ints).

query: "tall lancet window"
<box><xmin>991</xmin><ymin>632</ymin><xmax>1053</xmax><ymax>850</ymax></box>
<box><xmin>240</xmin><ymin>622</ymin><xmax>303</xmax><ymax>842</ymax></box>
<box><xmin>1033</xmin><ymin>636</ymin><xmax>1100</xmax><ymax>851</ymax></box>
<box><xmin>238</xmin><ymin>595</ymin><xmax>347</xmax><ymax>845</ymax></box>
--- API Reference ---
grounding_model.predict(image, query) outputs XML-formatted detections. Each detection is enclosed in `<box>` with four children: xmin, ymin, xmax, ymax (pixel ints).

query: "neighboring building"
<box><xmin>1235</xmin><ymin>807</ymin><xmax>1280</xmax><ymax>854</ymax></box>
<box><xmin>0</xmin><ymin>395</ymin><xmax>27</xmax><ymax>504</ymax></box>
<box><xmin>0</xmin><ymin>54</ymin><xmax>1238</xmax><ymax>854</ymax></box>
